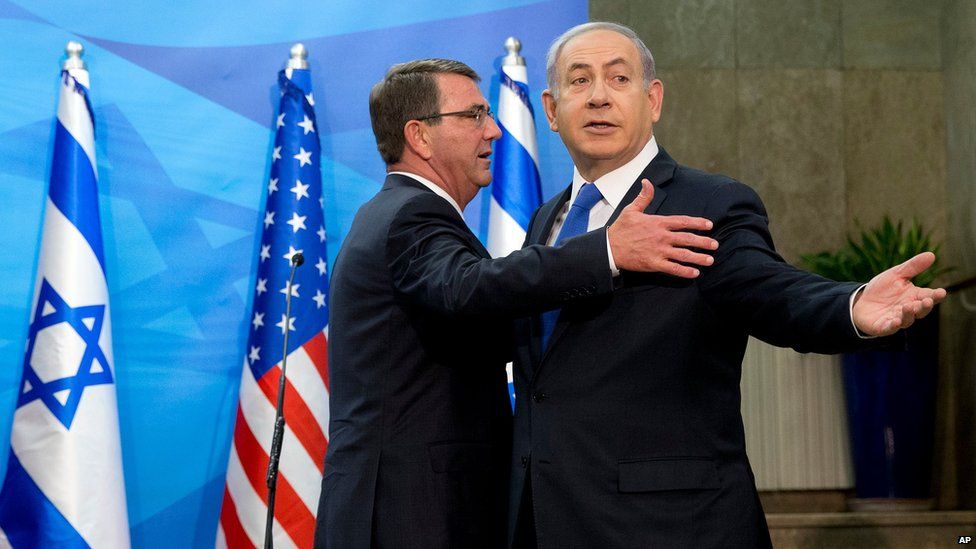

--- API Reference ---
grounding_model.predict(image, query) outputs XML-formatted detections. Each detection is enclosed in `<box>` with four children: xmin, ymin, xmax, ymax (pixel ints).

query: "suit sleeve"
<box><xmin>696</xmin><ymin>180</ymin><xmax>873</xmax><ymax>354</ymax></box>
<box><xmin>386</xmin><ymin>192</ymin><xmax>613</xmax><ymax>318</ymax></box>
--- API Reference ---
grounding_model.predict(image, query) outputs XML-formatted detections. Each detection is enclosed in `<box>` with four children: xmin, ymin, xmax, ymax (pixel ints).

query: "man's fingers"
<box><xmin>914</xmin><ymin>297</ymin><xmax>935</xmax><ymax>319</ymax></box>
<box><xmin>895</xmin><ymin>251</ymin><xmax>936</xmax><ymax>278</ymax></box>
<box><xmin>669</xmin><ymin>248</ymin><xmax>715</xmax><ymax>267</ymax></box>
<box><xmin>671</xmin><ymin>232</ymin><xmax>719</xmax><ymax>251</ymax></box>
<box><xmin>625</xmin><ymin>179</ymin><xmax>655</xmax><ymax>212</ymax></box>
<box><xmin>664</xmin><ymin>215</ymin><xmax>713</xmax><ymax>232</ymax></box>
<box><xmin>899</xmin><ymin>302</ymin><xmax>917</xmax><ymax>330</ymax></box>
<box><xmin>926</xmin><ymin>287</ymin><xmax>947</xmax><ymax>303</ymax></box>
<box><xmin>663</xmin><ymin>262</ymin><xmax>700</xmax><ymax>279</ymax></box>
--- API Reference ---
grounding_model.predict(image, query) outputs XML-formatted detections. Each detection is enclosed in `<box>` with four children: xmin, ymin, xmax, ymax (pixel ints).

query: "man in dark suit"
<box><xmin>314</xmin><ymin>59</ymin><xmax>720</xmax><ymax>548</ymax></box>
<box><xmin>508</xmin><ymin>22</ymin><xmax>947</xmax><ymax>548</ymax></box>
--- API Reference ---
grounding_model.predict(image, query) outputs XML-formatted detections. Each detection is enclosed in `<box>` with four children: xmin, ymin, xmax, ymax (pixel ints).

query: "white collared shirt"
<box><xmin>546</xmin><ymin>136</ymin><xmax>660</xmax><ymax>275</ymax></box>
<box><xmin>389</xmin><ymin>171</ymin><xmax>464</xmax><ymax>218</ymax></box>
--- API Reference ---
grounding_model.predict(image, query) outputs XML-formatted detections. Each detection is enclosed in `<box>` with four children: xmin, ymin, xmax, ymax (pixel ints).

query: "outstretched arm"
<box><xmin>852</xmin><ymin>252</ymin><xmax>947</xmax><ymax>336</ymax></box>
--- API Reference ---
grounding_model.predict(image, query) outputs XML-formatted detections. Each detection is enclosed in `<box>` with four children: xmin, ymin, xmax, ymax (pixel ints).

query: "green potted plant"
<box><xmin>801</xmin><ymin>216</ymin><xmax>949</xmax><ymax>510</ymax></box>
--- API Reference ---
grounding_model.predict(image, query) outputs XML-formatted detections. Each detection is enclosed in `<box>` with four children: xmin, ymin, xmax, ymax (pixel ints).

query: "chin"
<box><xmin>576</xmin><ymin>142</ymin><xmax>625</xmax><ymax>161</ymax></box>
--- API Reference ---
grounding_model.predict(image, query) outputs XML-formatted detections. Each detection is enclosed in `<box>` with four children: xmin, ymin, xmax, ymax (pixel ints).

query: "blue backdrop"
<box><xmin>0</xmin><ymin>1</ymin><xmax>586</xmax><ymax>545</ymax></box>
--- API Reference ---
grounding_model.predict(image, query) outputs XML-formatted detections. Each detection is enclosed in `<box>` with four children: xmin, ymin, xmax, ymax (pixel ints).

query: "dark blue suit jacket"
<box><xmin>509</xmin><ymin>148</ymin><xmax>869</xmax><ymax>548</ymax></box>
<box><xmin>315</xmin><ymin>174</ymin><xmax>613</xmax><ymax>548</ymax></box>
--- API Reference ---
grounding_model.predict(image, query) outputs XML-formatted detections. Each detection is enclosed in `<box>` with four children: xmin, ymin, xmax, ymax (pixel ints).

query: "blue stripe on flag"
<box><xmin>0</xmin><ymin>453</ymin><xmax>90</xmax><ymax>548</ymax></box>
<box><xmin>48</xmin><ymin>121</ymin><xmax>105</xmax><ymax>269</ymax></box>
<box><xmin>499</xmin><ymin>72</ymin><xmax>534</xmax><ymax>118</ymax></box>
<box><xmin>491</xmin><ymin>120</ymin><xmax>541</xmax><ymax>231</ymax></box>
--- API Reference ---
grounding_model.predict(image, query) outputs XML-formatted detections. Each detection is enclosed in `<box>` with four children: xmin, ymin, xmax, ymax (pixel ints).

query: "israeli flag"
<box><xmin>0</xmin><ymin>44</ymin><xmax>130</xmax><ymax>547</ymax></box>
<box><xmin>487</xmin><ymin>37</ymin><xmax>542</xmax><ymax>259</ymax></box>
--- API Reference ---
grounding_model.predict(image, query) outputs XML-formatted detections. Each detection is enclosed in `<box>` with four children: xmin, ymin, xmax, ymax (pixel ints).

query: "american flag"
<box><xmin>218</xmin><ymin>61</ymin><xmax>330</xmax><ymax>548</ymax></box>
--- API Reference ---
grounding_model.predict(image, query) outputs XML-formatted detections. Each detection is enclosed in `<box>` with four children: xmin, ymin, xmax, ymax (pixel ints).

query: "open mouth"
<box><xmin>477</xmin><ymin>151</ymin><xmax>492</xmax><ymax>159</ymax></box>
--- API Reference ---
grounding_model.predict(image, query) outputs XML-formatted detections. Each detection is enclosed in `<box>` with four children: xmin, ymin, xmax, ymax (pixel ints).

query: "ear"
<box><xmin>648</xmin><ymin>79</ymin><xmax>664</xmax><ymax>124</ymax></box>
<box><xmin>542</xmin><ymin>89</ymin><xmax>559</xmax><ymax>132</ymax></box>
<box><xmin>402</xmin><ymin>120</ymin><xmax>434</xmax><ymax>161</ymax></box>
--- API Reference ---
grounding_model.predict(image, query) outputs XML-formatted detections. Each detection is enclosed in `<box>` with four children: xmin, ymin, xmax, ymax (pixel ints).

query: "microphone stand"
<box><xmin>264</xmin><ymin>252</ymin><xmax>303</xmax><ymax>549</ymax></box>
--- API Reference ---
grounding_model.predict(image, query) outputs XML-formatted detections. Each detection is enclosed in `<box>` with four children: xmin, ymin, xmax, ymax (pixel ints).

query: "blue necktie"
<box><xmin>540</xmin><ymin>183</ymin><xmax>604</xmax><ymax>351</ymax></box>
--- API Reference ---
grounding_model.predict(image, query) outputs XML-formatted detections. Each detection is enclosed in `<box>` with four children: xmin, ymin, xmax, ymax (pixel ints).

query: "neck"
<box><xmin>573</xmin><ymin>133</ymin><xmax>655</xmax><ymax>182</ymax></box>
<box><xmin>388</xmin><ymin>158</ymin><xmax>471</xmax><ymax>209</ymax></box>
<box><xmin>575</xmin><ymin>158</ymin><xmax>628</xmax><ymax>183</ymax></box>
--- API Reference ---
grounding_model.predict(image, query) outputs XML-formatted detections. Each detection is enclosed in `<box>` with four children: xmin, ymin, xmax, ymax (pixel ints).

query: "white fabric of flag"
<box><xmin>0</xmin><ymin>65</ymin><xmax>130</xmax><ymax>547</ymax></box>
<box><xmin>486</xmin><ymin>61</ymin><xmax>542</xmax><ymax>258</ymax></box>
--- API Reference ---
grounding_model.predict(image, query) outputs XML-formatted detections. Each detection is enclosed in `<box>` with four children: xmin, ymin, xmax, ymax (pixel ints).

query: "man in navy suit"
<box><xmin>315</xmin><ymin>58</ymin><xmax>720</xmax><ymax>548</ymax></box>
<box><xmin>508</xmin><ymin>22</ymin><xmax>947</xmax><ymax>548</ymax></box>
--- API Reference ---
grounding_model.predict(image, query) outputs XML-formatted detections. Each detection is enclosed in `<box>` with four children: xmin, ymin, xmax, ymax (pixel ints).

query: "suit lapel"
<box><xmin>534</xmin><ymin>186</ymin><xmax>571</xmax><ymax>246</ymax></box>
<box><xmin>525</xmin><ymin>187</ymin><xmax>572</xmax><ymax>375</ymax></box>
<box><xmin>606</xmin><ymin>147</ymin><xmax>676</xmax><ymax>225</ymax></box>
<box><xmin>536</xmin><ymin>148</ymin><xmax>678</xmax><ymax>377</ymax></box>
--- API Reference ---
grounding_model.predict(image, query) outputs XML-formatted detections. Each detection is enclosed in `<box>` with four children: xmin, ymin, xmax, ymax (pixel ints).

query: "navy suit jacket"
<box><xmin>508</xmin><ymin>148</ymin><xmax>871</xmax><ymax>548</ymax></box>
<box><xmin>315</xmin><ymin>174</ymin><xmax>613</xmax><ymax>548</ymax></box>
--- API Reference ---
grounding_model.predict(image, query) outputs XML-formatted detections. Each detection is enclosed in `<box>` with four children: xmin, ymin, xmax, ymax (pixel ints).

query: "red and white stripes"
<box><xmin>218</xmin><ymin>331</ymin><xmax>329</xmax><ymax>548</ymax></box>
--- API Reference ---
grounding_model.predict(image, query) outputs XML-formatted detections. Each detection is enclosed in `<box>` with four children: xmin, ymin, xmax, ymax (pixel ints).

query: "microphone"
<box><xmin>264</xmin><ymin>252</ymin><xmax>303</xmax><ymax>548</ymax></box>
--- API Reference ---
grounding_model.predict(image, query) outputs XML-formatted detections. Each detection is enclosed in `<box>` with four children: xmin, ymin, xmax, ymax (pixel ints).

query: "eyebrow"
<box><xmin>566</xmin><ymin>57</ymin><xmax>632</xmax><ymax>74</ymax></box>
<box><xmin>456</xmin><ymin>102</ymin><xmax>488</xmax><ymax>112</ymax></box>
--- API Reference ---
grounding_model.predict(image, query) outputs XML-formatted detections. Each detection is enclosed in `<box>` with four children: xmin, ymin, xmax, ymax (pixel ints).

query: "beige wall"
<box><xmin>940</xmin><ymin>0</ymin><xmax>976</xmax><ymax>510</ymax></box>
<box><xmin>592</xmin><ymin>0</ymin><xmax>946</xmax><ymax>264</ymax></box>
<box><xmin>590</xmin><ymin>0</ymin><xmax>974</xmax><ymax>507</ymax></box>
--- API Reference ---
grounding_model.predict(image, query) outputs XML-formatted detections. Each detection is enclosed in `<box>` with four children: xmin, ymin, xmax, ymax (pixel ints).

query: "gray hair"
<box><xmin>369</xmin><ymin>58</ymin><xmax>480</xmax><ymax>165</ymax></box>
<box><xmin>545</xmin><ymin>22</ymin><xmax>656</xmax><ymax>97</ymax></box>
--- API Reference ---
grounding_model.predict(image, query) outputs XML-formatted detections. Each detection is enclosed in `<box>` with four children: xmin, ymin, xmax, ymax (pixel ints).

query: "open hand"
<box><xmin>852</xmin><ymin>252</ymin><xmax>947</xmax><ymax>336</ymax></box>
<box><xmin>607</xmin><ymin>179</ymin><xmax>718</xmax><ymax>278</ymax></box>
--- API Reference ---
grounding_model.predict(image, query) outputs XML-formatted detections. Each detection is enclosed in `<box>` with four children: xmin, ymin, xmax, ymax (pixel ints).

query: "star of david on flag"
<box><xmin>219</xmin><ymin>51</ymin><xmax>331</xmax><ymax>548</ymax></box>
<box><xmin>0</xmin><ymin>45</ymin><xmax>130</xmax><ymax>548</ymax></box>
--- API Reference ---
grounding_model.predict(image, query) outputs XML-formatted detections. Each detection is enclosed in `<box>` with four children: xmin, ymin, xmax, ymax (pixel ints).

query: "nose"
<box><xmin>586</xmin><ymin>78</ymin><xmax>610</xmax><ymax>109</ymax></box>
<box><xmin>484</xmin><ymin>113</ymin><xmax>502</xmax><ymax>141</ymax></box>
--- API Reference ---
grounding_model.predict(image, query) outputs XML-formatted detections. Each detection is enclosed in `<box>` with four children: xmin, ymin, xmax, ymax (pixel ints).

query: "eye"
<box><xmin>613</xmin><ymin>75</ymin><xmax>630</xmax><ymax>84</ymax></box>
<box><xmin>571</xmin><ymin>76</ymin><xmax>589</xmax><ymax>86</ymax></box>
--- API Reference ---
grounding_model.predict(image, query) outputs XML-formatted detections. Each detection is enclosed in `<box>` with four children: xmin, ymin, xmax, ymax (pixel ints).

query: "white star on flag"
<box><xmin>279</xmin><ymin>283</ymin><xmax>300</xmax><ymax>298</ymax></box>
<box><xmin>286</xmin><ymin>212</ymin><xmax>307</xmax><ymax>233</ymax></box>
<box><xmin>252</xmin><ymin>312</ymin><xmax>265</xmax><ymax>329</ymax></box>
<box><xmin>260</xmin><ymin>245</ymin><xmax>271</xmax><ymax>262</ymax></box>
<box><xmin>293</xmin><ymin>147</ymin><xmax>312</xmax><ymax>167</ymax></box>
<box><xmin>268</xmin><ymin>177</ymin><xmax>279</xmax><ymax>194</ymax></box>
<box><xmin>263</xmin><ymin>211</ymin><xmax>275</xmax><ymax>228</ymax></box>
<box><xmin>283</xmin><ymin>246</ymin><xmax>303</xmax><ymax>263</ymax></box>
<box><xmin>276</xmin><ymin>314</ymin><xmax>296</xmax><ymax>334</ymax></box>
<box><xmin>255</xmin><ymin>278</ymin><xmax>268</xmax><ymax>295</ymax></box>
<box><xmin>313</xmin><ymin>289</ymin><xmax>326</xmax><ymax>309</ymax></box>
<box><xmin>317</xmin><ymin>225</ymin><xmax>326</xmax><ymax>243</ymax></box>
<box><xmin>276</xmin><ymin>113</ymin><xmax>285</xmax><ymax>128</ymax></box>
<box><xmin>291</xmin><ymin>180</ymin><xmax>310</xmax><ymax>201</ymax></box>
<box><xmin>272</xmin><ymin>146</ymin><xmax>282</xmax><ymax>162</ymax></box>
<box><xmin>297</xmin><ymin>115</ymin><xmax>315</xmax><ymax>135</ymax></box>
<box><xmin>316</xmin><ymin>257</ymin><xmax>327</xmax><ymax>276</ymax></box>
<box><xmin>249</xmin><ymin>346</ymin><xmax>261</xmax><ymax>363</ymax></box>
<box><xmin>305</xmin><ymin>92</ymin><xmax>315</xmax><ymax>106</ymax></box>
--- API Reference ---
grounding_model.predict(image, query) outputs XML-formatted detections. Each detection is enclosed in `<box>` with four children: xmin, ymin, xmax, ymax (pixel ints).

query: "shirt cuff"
<box><xmin>606</xmin><ymin>231</ymin><xmax>620</xmax><ymax>277</ymax></box>
<box><xmin>849</xmin><ymin>284</ymin><xmax>874</xmax><ymax>339</ymax></box>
